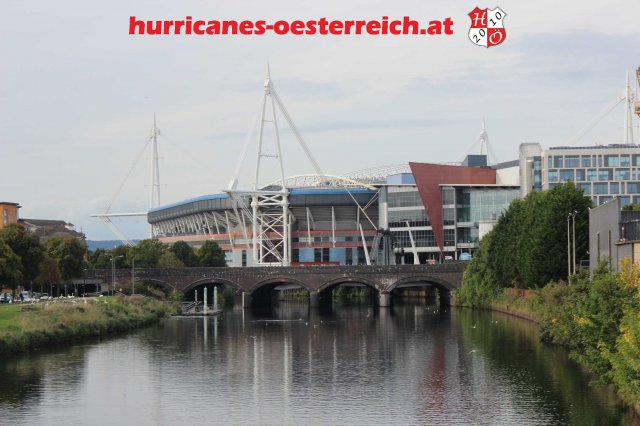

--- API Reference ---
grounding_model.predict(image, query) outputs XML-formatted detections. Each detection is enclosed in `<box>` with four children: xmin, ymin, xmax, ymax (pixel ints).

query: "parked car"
<box><xmin>0</xmin><ymin>293</ymin><xmax>12</xmax><ymax>303</ymax></box>
<box><xmin>459</xmin><ymin>252</ymin><xmax>473</xmax><ymax>261</ymax></box>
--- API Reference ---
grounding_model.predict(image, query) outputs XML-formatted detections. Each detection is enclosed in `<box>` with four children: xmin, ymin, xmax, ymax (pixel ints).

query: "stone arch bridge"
<box><xmin>85</xmin><ymin>263</ymin><xmax>466</xmax><ymax>307</ymax></box>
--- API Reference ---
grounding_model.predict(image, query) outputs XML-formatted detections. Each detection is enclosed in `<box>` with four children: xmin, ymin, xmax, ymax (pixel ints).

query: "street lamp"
<box><xmin>571</xmin><ymin>210</ymin><xmax>578</xmax><ymax>276</ymax></box>
<box><xmin>110</xmin><ymin>255</ymin><xmax>123</xmax><ymax>296</ymax></box>
<box><xmin>131</xmin><ymin>258</ymin><xmax>135</xmax><ymax>295</ymax></box>
<box><xmin>567</xmin><ymin>211</ymin><xmax>578</xmax><ymax>284</ymax></box>
<box><xmin>567</xmin><ymin>213</ymin><xmax>571</xmax><ymax>284</ymax></box>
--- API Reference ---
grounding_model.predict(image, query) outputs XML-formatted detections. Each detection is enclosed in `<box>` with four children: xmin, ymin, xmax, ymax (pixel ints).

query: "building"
<box><xmin>589</xmin><ymin>197</ymin><xmax>640</xmax><ymax>272</ymax></box>
<box><xmin>0</xmin><ymin>202</ymin><xmax>21</xmax><ymax>229</ymax></box>
<box><xmin>520</xmin><ymin>143</ymin><xmax>640</xmax><ymax>206</ymax></box>
<box><xmin>19</xmin><ymin>218</ymin><xmax>86</xmax><ymax>244</ymax></box>
<box><xmin>147</xmin><ymin>154</ymin><xmax>520</xmax><ymax>266</ymax></box>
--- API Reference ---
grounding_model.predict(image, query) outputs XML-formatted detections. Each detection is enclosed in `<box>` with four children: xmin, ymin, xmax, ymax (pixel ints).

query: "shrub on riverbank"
<box><xmin>0</xmin><ymin>297</ymin><xmax>177</xmax><ymax>355</ymax></box>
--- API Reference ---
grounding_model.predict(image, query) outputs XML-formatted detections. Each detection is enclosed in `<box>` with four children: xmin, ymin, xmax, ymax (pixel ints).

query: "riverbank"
<box><xmin>0</xmin><ymin>296</ymin><xmax>178</xmax><ymax>355</ymax></box>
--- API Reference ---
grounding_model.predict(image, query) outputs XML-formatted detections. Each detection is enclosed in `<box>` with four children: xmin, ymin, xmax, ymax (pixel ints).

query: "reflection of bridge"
<box><xmin>85</xmin><ymin>263</ymin><xmax>466</xmax><ymax>307</ymax></box>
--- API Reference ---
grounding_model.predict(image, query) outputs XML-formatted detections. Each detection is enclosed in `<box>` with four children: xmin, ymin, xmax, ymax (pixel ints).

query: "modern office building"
<box><xmin>520</xmin><ymin>143</ymin><xmax>640</xmax><ymax>206</ymax></box>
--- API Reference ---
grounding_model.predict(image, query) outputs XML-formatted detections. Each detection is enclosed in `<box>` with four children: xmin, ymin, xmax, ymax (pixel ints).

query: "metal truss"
<box><xmin>343</xmin><ymin>164</ymin><xmax>412</xmax><ymax>184</ymax></box>
<box><xmin>263</xmin><ymin>174</ymin><xmax>376</xmax><ymax>190</ymax></box>
<box><xmin>251</xmin><ymin>191</ymin><xmax>289</xmax><ymax>265</ymax></box>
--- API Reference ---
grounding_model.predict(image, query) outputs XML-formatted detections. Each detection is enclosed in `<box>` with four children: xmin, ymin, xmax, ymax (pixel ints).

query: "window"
<box><xmin>605</xmin><ymin>155</ymin><xmax>619</xmax><ymax>167</ymax></box>
<box><xmin>581</xmin><ymin>155</ymin><xmax>591</xmax><ymax>167</ymax></box>
<box><xmin>610</xmin><ymin>182</ymin><xmax>620</xmax><ymax>194</ymax></box>
<box><xmin>598</xmin><ymin>169</ymin><xmax>613</xmax><ymax>181</ymax></box>
<box><xmin>442</xmin><ymin>188</ymin><xmax>455</xmax><ymax>205</ymax></box>
<box><xmin>615</xmin><ymin>168</ymin><xmax>630</xmax><ymax>180</ymax></box>
<box><xmin>2</xmin><ymin>210</ymin><xmax>7</xmax><ymax>225</ymax></box>
<box><xmin>548</xmin><ymin>156</ymin><xmax>553</xmax><ymax>168</ymax></box>
<box><xmin>559</xmin><ymin>169</ymin><xmax>575</xmax><ymax>182</ymax></box>
<box><xmin>575</xmin><ymin>169</ymin><xmax>585</xmax><ymax>181</ymax></box>
<box><xmin>443</xmin><ymin>229</ymin><xmax>456</xmax><ymax>247</ymax></box>
<box><xmin>388</xmin><ymin>209</ymin><xmax>430</xmax><ymax>228</ymax></box>
<box><xmin>594</xmin><ymin>183</ymin><xmax>608</xmax><ymax>194</ymax></box>
<box><xmin>621</xmin><ymin>155</ymin><xmax>631</xmax><ymax>167</ymax></box>
<box><xmin>578</xmin><ymin>183</ymin><xmax>591</xmax><ymax>195</ymax></box>
<box><xmin>587</xmin><ymin>169</ymin><xmax>597</xmax><ymax>181</ymax></box>
<box><xmin>565</xmin><ymin>155</ymin><xmax>579</xmax><ymax>167</ymax></box>
<box><xmin>627</xmin><ymin>182</ymin><xmax>640</xmax><ymax>194</ymax></box>
<box><xmin>633</xmin><ymin>155</ymin><xmax>640</xmax><ymax>167</ymax></box>
<box><xmin>548</xmin><ymin>170</ymin><xmax>558</xmax><ymax>182</ymax></box>
<box><xmin>443</xmin><ymin>208</ymin><xmax>455</xmax><ymax>226</ymax></box>
<box><xmin>387</xmin><ymin>191</ymin><xmax>423</xmax><ymax>207</ymax></box>
<box><xmin>554</xmin><ymin>156</ymin><xmax>564</xmax><ymax>168</ymax></box>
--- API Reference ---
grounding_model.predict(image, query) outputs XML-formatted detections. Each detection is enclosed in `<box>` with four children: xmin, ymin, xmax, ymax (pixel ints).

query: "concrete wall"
<box><xmin>589</xmin><ymin>198</ymin><xmax>621</xmax><ymax>271</ymax></box>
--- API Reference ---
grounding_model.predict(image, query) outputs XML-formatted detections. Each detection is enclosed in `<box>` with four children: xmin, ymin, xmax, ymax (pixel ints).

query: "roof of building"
<box><xmin>492</xmin><ymin>160</ymin><xmax>519</xmax><ymax>169</ymax></box>
<box><xmin>20</xmin><ymin>218</ymin><xmax>71</xmax><ymax>227</ymax></box>
<box><xmin>0</xmin><ymin>202</ymin><xmax>21</xmax><ymax>207</ymax></box>
<box><xmin>548</xmin><ymin>144</ymin><xmax>640</xmax><ymax>151</ymax></box>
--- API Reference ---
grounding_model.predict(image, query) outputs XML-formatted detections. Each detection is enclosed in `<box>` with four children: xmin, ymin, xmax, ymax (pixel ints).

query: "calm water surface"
<box><xmin>0</xmin><ymin>301</ymin><xmax>636</xmax><ymax>425</ymax></box>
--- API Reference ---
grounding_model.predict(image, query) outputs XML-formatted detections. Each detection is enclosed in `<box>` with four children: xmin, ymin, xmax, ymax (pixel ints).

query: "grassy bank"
<box><xmin>0</xmin><ymin>296</ymin><xmax>178</xmax><ymax>355</ymax></box>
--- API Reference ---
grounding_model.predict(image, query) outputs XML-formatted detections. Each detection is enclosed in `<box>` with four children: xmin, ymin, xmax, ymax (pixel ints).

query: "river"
<box><xmin>0</xmin><ymin>300</ymin><xmax>636</xmax><ymax>425</ymax></box>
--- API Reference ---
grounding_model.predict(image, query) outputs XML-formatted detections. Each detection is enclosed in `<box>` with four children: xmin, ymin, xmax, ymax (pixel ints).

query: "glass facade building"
<box><xmin>380</xmin><ymin>183</ymin><xmax>519</xmax><ymax>262</ymax></box>
<box><xmin>520</xmin><ymin>144</ymin><xmax>640</xmax><ymax>207</ymax></box>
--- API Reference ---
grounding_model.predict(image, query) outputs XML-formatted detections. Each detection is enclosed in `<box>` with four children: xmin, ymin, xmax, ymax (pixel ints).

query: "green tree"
<box><xmin>45</xmin><ymin>236</ymin><xmax>85</xmax><ymax>281</ymax></box>
<box><xmin>197</xmin><ymin>241</ymin><xmax>226</xmax><ymax>267</ymax></box>
<box><xmin>35</xmin><ymin>256</ymin><xmax>61</xmax><ymax>296</ymax></box>
<box><xmin>0</xmin><ymin>224</ymin><xmax>45</xmax><ymax>286</ymax></box>
<box><xmin>87</xmin><ymin>248</ymin><xmax>113</xmax><ymax>269</ymax></box>
<box><xmin>622</xmin><ymin>203</ymin><xmax>640</xmax><ymax>211</ymax></box>
<box><xmin>0</xmin><ymin>240</ymin><xmax>22</xmax><ymax>290</ymax></box>
<box><xmin>169</xmin><ymin>241</ymin><xmax>198</xmax><ymax>267</ymax></box>
<box><xmin>158</xmin><ymin>251</ymin><xmax>184</xmax><ymax>268</ymax></box>
<box><xmin>133</xmin><ymin>239</ymin><xmax>166</xmax><ymax>268</ymax></box>
<box><xmin>473</xmin><ymin>182</ymin><xmax>592</xmax><ymax>291</ymax></box>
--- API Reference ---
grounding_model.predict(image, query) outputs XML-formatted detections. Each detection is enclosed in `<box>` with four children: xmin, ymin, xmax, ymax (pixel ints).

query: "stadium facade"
<box><xmin>147</xmin><ymin>154</ymin><xmax>522</xmax><ymax>267</ymax></box>
<box><xmin>147</xmin><ymin>142</ymin><xmax>640</xmax><ymax>268</ymax></box>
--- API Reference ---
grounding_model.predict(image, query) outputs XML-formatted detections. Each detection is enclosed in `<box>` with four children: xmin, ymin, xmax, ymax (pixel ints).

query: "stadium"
<box><xmin>139</xmin><ymin>71</ymin><xmax>519</xmax><ymax>267</ymax></box>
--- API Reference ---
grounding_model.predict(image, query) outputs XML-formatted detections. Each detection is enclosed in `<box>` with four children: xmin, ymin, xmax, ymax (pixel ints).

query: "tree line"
<box><xmin>457</xmin><ymin>182</ymin><xmax>593</xmax><ymax>305</ymax></box>
<box><xmin>0</xmin><ymin>224</ymin><xmax>225</xmax><ymax>294</ymax></box>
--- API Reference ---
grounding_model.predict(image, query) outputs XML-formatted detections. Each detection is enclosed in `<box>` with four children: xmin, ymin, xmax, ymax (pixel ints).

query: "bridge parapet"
<box><xmin>85</xmin><ymin>262</ymin><xmax>466</xmax><ymax>295</ymax></box>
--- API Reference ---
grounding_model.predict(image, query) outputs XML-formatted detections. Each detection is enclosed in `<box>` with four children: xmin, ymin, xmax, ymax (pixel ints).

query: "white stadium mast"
<box><xmin>226</xmin><ymin>65</ymin><xmax>326</xmax><ymax>266</ymax></box>
<box><xmin>91</xmin><ymin>115</ymin><xmax>162</xmax><ymax>244</ymax></box>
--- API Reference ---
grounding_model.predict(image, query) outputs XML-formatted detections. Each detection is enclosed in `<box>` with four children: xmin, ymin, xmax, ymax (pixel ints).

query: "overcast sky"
<box><xmin>1</xmin><ymin>0</ymin><xmax>639</xmax><ymax>241</ymax></box>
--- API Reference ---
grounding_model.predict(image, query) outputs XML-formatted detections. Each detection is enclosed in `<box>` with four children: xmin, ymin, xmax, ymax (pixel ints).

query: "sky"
<box><xmin>1</xmin><ymin>0</ymin><xmax>639</xmax><ymax>241</ymax></box>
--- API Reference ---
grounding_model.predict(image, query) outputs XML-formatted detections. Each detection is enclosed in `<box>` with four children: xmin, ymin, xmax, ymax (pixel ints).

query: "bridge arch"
<box><xmin>249</xmin><ymin>277</ymin><xmax>313</xmax><ymax>294</ymax></box>
<box><xmin>182</xmin><ymin>278</ymin><xmax>241</xmax><ymax>295</ymax></box>
<box><xmin>141</xmin><ymin>278</ymin><xmax>178</xmax><ymax>293</ymax></box>
<box><xmin>318</xmin><ymin>276</ymin><xmax>380</xmax><ymax>294</ymax></box>
<box><xmin>387</xmin><ymin>275</ymin><xmax>456</xmax><ymax>293</ymax></box>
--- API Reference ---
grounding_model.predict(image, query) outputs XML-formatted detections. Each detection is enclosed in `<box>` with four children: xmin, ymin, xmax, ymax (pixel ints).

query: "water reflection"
<box><xmin>0</xmin><ymin>301</ymin><xmax>636</xmax><ymax>425</ymax></box>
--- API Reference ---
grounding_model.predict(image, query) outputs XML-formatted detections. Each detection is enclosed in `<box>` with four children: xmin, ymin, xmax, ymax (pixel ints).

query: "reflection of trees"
<box><xmin>453</xmin><ymin>309</ymin><xmax>630</xmax><ymax>425</ymax></box>
<box><xmin>0</xmin><ymin>345</ymin><xmax>87</xmax><ymax>408</ymax></box>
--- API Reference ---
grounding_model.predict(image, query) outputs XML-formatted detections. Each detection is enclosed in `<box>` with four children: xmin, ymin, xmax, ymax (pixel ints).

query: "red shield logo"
<box><xmin>468</xmin><ymin>7</ymin><xmax>506</xmax><ymax>48</ymax></box>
